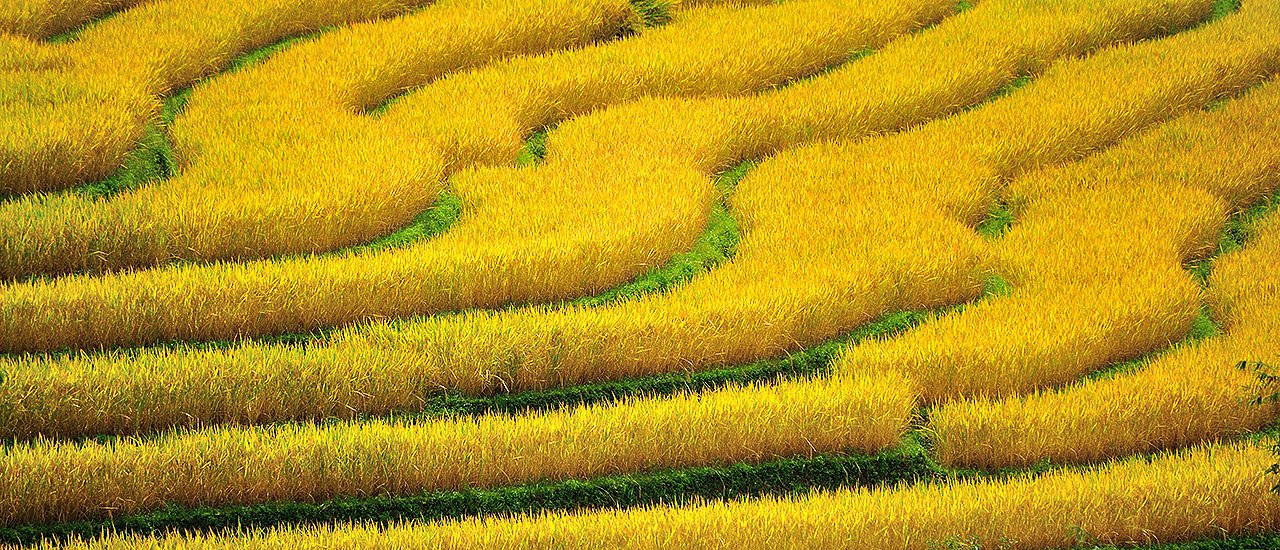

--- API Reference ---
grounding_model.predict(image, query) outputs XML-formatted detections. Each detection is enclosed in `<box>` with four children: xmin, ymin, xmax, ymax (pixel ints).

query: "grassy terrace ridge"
<box><xmin>0</xmin><ymin>449</ymin><xmax>934</xmax><ymax>546</ymax></box>
<box><xmin>925</xmin><ymin>533</ymin><xmax>1280</xmax><ymax>550</ymax></box>
<box><xmin>1129</xmin><ymin>536</ymin><xmax>1280</xmax><ymax>550</ymax></box>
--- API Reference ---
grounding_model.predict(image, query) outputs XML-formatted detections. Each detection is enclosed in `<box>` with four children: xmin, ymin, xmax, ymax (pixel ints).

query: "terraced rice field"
<box><xmin>2</xmin><ymin>0</ymin><xmax>1280</xmax><ymax>547</ymax></box>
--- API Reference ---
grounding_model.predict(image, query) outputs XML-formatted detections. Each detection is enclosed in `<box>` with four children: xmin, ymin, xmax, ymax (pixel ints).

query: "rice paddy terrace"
<box><xmin>1</xmin><ymin>0</ymin><xmax>1280</xmax><ymax>547</ymax></box>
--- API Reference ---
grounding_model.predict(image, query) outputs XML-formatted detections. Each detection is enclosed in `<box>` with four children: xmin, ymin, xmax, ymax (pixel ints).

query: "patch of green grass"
<box><xmin>514</xmin><ymin>126</ymin><xmax>552</xmax><ymax>167</ymax></box>
<box><xmin>74</xmin><ymin>124</ymin><xmax>174</xmax><ymax>200</ymax></box>
<box><xmin>1096</xmin><ymin>533</ymin><xmax>1280</xmax><ymax>550</ymax></box>
<box><xmin>976</xmin><ymin>201</ymin><xmax>1015</xmax><ymax>239</ymax></box>
<box><xmin>354</xmin><ymin>193</ymin><xmax>464</xmax><ymax>252</ymax></box>
<box><xmin>1187</xmin><ymin>306</ymin><xmax>1224</xmax><ymax>340</ymax></box>
<box><xmin>980</xmin><ymin>273</ymin><xmax>1013</xmax><ymax>299</ymax></box>
<box><xmin>1188</xmin><ymin>185</ymin><xmax>1280</xmax><ymax>286</ymax></box>
<box><xmin>1210</xmin><ymin>0</ymin><xmax>1244</xmax><ymax>23</ymax></box>
<box><xmin>629</xmin><ymin>0</ymin><xmax>674</xmax><ymax>28</ymax></box>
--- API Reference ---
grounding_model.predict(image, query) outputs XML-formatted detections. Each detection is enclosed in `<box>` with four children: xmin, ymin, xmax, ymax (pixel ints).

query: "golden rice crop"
<box><xmin>927</xmin><ymin>221</ymin><xmax>1279</xmax><ymax>468</ymax></box>
<box><xmin>0</xmin><ymin>0</ymin><xmax>669</xmax><ymax>277</ymax></box>
<box><xmin>0</xmin><ymin>371</ymin><xmax>912</xmax><ymax>525</ymax></box>
<box><xmin>0</xmin><ymin>0</ymin><xmax>952</xmax><ymax>281</ymax></box>
<box><xmin>927</xmin><ymin>78</ymin><xmax>1280</xmax><ymax>469</ymax></box>
<box><xmin>34</xmin><ymin>442</ymin><xmax>1280</xmax><ymax>549</ymax></box>
<box><xmin>839</xmin><ymin>275</ymin><xmax>1208</xmax><ymax>402</ymax></box>
<box><xmin>930</xmin><ymin>338</ymin><xmax>1280</xmax><ymax>469</ymax></box>
<box><xmin>6</xmin><ymin>1</ymin><xmax>1280</xmax><ymax>545</ymax></box>
<box><xmin>0</xmin><ymin>0</ymin><xmax>1269</xmax><ymax>439</ymax></box>
<box><xmin>0</xmin><ymin>0</ymin><xmax>150</xmax><ymax>39</ymax></box>
<box><xmin>929</xmin><ymin>277</ymin><xmax>1280</xmax><ymax>467</ymax></box>
<box><xmin>0</xmin><ymin>0</ymin><xmax>1219</xmax><ymax>356</ymax></box>
<box><xmin>0</xmin><ymin>186</ymin><xmax>984</xmax><ymax>438</ymax></box>
<box><xmin>832</xmin><ymin>0</ymin><xmax>1280</xmax><ymax>402</ymax></box>
<box><xmin>0</xmin><ymin>66</ymin><xmax>156</xmax><ymax>196</ymax></box>
<box><xmin>835</xmin><ymin>177</ymin><xmax>1224</xmax><ymax>402</ymax></box>
<box><xmin>0</xmin><ymin>32</ymin><xmax>70</xmax><ymax>69</ymax></box>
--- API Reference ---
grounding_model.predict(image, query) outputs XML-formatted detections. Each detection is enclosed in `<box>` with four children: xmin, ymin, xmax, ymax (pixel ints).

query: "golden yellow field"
<box><xmin>2</xmin><ymin>0</ymin><xmax>1280</xmax><ymax>547</ymax></box>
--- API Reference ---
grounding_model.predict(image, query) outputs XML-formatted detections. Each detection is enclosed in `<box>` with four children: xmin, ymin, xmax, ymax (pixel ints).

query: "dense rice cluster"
<box><xmin>2</xmin><ymin>0</ymin><xmax>1280</xmax><ymax>547</ymax></box>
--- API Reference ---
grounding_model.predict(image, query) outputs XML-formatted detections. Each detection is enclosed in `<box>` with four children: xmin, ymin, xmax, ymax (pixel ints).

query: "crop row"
<box><xmin>0</xmin><ymin>372</ymin><xmax>912</xmax><ymax>525</ymax></box>
<box><xmin>26</xmin><ymin>442</ymin><xmax>1280</xmax><ymax>549</ymax></box>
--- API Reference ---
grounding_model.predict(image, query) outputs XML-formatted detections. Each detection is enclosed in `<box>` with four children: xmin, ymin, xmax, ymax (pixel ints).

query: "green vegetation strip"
<box><xmin>630</xmin><ymin>0</ymin><xmax>674</xmax><ymax>28</ymax></box>
<box><xmin>0</xmin><ymin>448</ymin><xmax>934</xmax><ymax>546</ymax></box>
<box><xmin>1211</xmin><ymin>0</ymin><xmax>1244</xmax><ymax>21</ymax></box>
<box><xmin>352</xmin><ymin>192</ymin><xmax>464</xmax><ymax>252</ymax></box>
<box><xmin>926</xmin><ymin>533</ymin><xmax>1280</xmax><ymax>550</ymax></box>
<box><xmin>1131</xmin><ymin>535</ymin><xmax>1280</xmax><ymax>550</ymax></box>
<box><xmin>976</xmin><ymin>201</ymin><xmax>1015</xmax><ymax>239</ymax></box>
